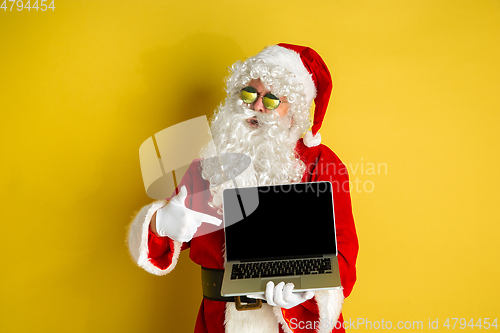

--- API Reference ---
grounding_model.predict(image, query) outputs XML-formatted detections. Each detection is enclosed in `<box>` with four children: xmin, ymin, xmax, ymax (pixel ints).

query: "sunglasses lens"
<box><xmin>263</xmin><ymin>94</ymin><xmax>281</xmax><ymax>110</ymax></box>
<box><xmin>240</xmin><ymin>86</ymin><xmax>257</xmax><ymax>104</ymax></box>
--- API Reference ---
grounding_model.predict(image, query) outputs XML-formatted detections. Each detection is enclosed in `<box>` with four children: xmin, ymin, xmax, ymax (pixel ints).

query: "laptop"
<box><xmin>220</xmin><ymin>181</ymin><xmax>341</xmax><ymax>297</ymax></box>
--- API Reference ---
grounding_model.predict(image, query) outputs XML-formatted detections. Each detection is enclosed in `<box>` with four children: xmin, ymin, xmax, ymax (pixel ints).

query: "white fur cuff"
<box><xmin>127</xmin><ymin>201</ymin><xmax>182</xmax><ymax>276</ymax></box>
<box><xmin>315</xmin><ymin>289</ymin><xmax>344</xmax><ymax>333</ymax></box>
<box><xmin>272</xmin><ymin>289</ymin><xmax>344</xmax><ymax>333</ymax></box>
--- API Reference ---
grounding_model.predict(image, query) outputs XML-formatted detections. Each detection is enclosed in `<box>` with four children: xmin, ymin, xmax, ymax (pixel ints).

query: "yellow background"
<box><xmin>1</xmin><ymin>1</ymin><xmax>499</xmax><ymax>332</ymax></box>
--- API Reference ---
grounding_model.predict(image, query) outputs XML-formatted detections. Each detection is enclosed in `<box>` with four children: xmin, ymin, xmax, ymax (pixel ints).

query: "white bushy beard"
<box><xmin>200</xmin><ymin>97</ymin><xmax>306</xmax><ymax>215</ymax></box>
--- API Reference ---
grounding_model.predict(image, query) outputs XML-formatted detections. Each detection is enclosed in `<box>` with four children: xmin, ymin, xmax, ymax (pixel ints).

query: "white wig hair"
<box><xmin>200</xmin><ymin>50</ymin><xmax>313</xmax><ymax>214</ymax></box>
<box><xmin>225</xmin><ymin>51</ymin><xmax>313</xmax><ymax>142</ymax></box>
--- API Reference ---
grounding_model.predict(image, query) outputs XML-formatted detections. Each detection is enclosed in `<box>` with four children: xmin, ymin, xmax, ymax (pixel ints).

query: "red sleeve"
<box><xmin>299</xmin><ymin>144</ymin><xmax>359</xmax><ymax>297</ymax></box>
<box><xmin>147</xmin><ymin>230</ymin><xmax>190</xmax><ymax>270</ymax></box>
<box><xmin>281</xmin><ymin>141</ymin><xmax>358</xmax><ymax>332</ymax></box>
<box><xmin>145</xmin><ymin>161</ymin><xmax>200</xmax><ymax>270</ymax></box>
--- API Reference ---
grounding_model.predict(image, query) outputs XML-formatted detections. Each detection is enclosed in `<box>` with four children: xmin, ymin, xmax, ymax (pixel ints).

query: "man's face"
<box><xmin>244</xmin><ymin>79</ymin><xmax>290</xmax><ymax>128</ymax></box>
<box><xmin>201</xmin><ymin>76</ymin><xmax>305</xmax><ymax>211</ymax></box>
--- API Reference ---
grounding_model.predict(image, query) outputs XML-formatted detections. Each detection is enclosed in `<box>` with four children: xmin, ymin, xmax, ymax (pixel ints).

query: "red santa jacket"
<box><xmin>128</xmin><ymin>139</ymin><xmax>358</xmax><ymax>333</ymax></box>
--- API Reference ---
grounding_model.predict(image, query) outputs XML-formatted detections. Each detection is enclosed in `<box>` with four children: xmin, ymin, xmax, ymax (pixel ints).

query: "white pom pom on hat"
<box><xmin>252</xmin><ymin>43</ymin><xmax>333</xmax><ymax>147</ymax></box>
<box><xmin>303</xmin><ymin>130</ymin><xmax>322</xmax><ymax>147</ymax></box>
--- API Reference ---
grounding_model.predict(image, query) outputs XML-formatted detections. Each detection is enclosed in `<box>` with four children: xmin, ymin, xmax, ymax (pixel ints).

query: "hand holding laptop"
<box><xmin>155</xmin><ymin>185</ymin><xmax>222</xmax><ymax>242</ymax></box>
<box><xmin>248</xmin><ymin>281</ymin><xmax>315</xmax><ymax>309</ymax></box>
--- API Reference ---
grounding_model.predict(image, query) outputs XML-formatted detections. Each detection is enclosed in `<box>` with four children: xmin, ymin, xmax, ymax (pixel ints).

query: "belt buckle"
<box><xmin>234</xmin><ymin>296</ymin><xmax>262</xmax><ymax>311</ymax></box>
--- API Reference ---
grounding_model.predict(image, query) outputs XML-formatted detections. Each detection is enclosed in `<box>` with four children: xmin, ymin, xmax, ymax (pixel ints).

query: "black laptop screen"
<box><xmin>223</xmin><ymin>182</ymin><xmax>337</xmax><ymax>262</ymax></box>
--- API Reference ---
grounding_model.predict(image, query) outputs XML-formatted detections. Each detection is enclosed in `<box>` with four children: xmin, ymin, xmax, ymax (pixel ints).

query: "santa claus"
<box><xmin>127</xmin><ymin>44</ymin><xmax>358</xmax><ymax>333</ymax></box>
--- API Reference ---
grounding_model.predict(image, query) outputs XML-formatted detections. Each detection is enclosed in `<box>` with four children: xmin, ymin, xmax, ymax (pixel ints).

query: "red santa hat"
<box><xmin>252</xmin><ymin>43</ymin><xmax>333</xmax><ymax>147</ymax></box>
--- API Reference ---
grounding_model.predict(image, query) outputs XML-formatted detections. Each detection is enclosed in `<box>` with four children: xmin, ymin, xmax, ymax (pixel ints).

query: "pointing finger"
<box><xmin>188</xmin><ymin>209</ymin><xmax>222</xmax><ymax>226</ymax></box>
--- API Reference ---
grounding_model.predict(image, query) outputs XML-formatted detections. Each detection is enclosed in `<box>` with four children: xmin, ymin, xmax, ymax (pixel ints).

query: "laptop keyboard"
<box><xmin>230</xmin><ymin>258</ymin><xmax>332</xmax><ymax>280</ymax></box>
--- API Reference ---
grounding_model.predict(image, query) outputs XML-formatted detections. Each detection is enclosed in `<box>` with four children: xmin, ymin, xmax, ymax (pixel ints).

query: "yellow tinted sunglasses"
<box><xmin>240</xmin><ymin>86</ymin><xmax>282</xmax><ymax>110</ymax></box>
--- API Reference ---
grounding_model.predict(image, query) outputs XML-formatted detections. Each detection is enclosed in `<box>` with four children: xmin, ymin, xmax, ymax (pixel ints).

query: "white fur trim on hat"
<box><xmin>253</xmin><ymin>45</ymin><xmax>317</xmax><ymax>105</ymax></box>
<box><xmin>127</xmin><ymin>201</ymin><xmax>182</xmax><ymax>276</ymax></box>
<box><xmin>303</xmin><ymin>130</ymin><xmax>321</xmax><ymax>147</ymax></box>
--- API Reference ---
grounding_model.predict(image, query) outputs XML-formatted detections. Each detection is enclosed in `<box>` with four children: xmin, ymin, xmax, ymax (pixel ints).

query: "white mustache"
<box><xmin>236</xmin><ymin>103</ymin><xmax>280</xmax><ymax>126</ymax></box>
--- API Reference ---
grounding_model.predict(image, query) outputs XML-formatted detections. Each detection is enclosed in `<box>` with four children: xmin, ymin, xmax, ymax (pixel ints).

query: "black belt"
<box><xmin>201</xmin><ymin>266</ymin><xmax>263</xmax><ymax>310</ymax></box>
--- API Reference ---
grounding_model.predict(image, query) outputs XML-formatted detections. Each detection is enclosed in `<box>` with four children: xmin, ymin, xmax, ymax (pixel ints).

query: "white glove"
<box><xmin>248</xmin><ymin>281</ymin><xmax>315</xmax><ymax>309</ymax></box>
<box><xmin>155</xmin><ymin>185</ymin><xmax>222</xmax><ymax>242</ymax></box>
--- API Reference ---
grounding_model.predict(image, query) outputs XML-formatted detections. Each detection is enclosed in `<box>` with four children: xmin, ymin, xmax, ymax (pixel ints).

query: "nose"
<box><xmin>251</xmin><ymin>96</ymin><xmax>267</xmax><ymax>113</ymax></box>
